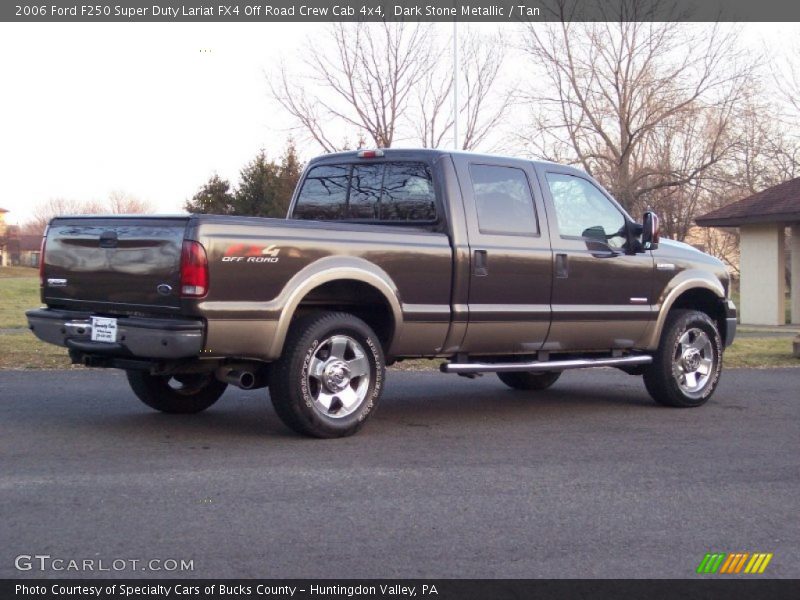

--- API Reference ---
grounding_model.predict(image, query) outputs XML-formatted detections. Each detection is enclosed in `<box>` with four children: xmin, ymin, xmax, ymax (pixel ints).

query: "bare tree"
<box><xmin>22</xmin><ymin>193</ymin><xmax>152</xmax><ymax>235</ymax></box>
<box><xmin>415</xmin><ymin>54</ymin><xmax>454</xmax><ymax>149</ymax></box>
<box><xmin>106</xmin><ymin>191</ymin><xmax>154</xmax><ymax>214</ymax></box>
<box><xmin>271</xmin><ymin>24</ymin><xmax>513</xmax><ymax>153</ymax></box>
<box><xmin>415</xmin><ymin>30</ymin><xmax>514</xmax><ymax>151</ymax></box>
<box><xmin>459</xmin><ymin>31</ymin><xmax>513</xmax><ymax>150</ymax></box>
<box><xmin>519</xmin><ymin>5</ymin><xmax>753</xmax><ymax>219</ymax></box>
<box><xmin>271</xmin><ymin>23</ymin><xmax>435</xmax><ymax>150</ymax></box>
<box><xmin>724</xmin><ymin>88</ymin><xmax>800</xmax><ymax>197</ymax></box>
<box><xmin>23</xmin><ymin>198</ymin><xmax>104</xmax><ymax>235</ymax></box>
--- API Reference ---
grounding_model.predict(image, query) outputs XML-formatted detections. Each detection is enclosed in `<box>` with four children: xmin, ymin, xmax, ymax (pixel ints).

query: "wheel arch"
<box><xmin>266</xmin><ymin>257</ymin><xmax>403</xmax><ymax>359</ymax></box>
<box><xmin>642</xmin><ymin>271</ymin><xmax>727</xmax><ymax>351</ymax></box>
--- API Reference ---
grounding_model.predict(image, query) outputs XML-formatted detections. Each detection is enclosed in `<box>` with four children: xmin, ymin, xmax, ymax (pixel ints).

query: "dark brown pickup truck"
<box><xmin>27</xmin><ymin>149</ymin><xmax>737</xmax><ymax>437</ymax></box>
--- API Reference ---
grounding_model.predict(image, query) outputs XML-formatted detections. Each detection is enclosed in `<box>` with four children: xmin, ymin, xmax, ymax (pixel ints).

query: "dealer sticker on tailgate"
<box><xmin>90</xmin><ymin>317</ymin><xmax>118</xmax><ymax>343</ymax></box>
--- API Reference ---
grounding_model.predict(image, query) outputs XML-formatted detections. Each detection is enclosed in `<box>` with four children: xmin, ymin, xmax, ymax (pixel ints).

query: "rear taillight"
<box><xmin>180</xmin><ymin>240</ymin><xmax>208</xmax><ymax>297</ymax></box>
<box><xmin>38</xmin><ymin>232</ymin><xmax>47</xmax><ymax>288</ymax></box>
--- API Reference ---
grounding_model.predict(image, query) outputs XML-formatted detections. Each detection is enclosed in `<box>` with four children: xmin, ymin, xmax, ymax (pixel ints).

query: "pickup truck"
<box><xmin>27</xmin><ymin>149</ymin><xmax>737</xmax><ymax>438</ymax></box>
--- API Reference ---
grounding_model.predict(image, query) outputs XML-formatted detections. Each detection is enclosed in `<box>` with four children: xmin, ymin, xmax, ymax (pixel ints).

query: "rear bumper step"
<box><xmin>26</xmin><ymin>308</ymin><xmax>204</xmax><ymax>360</ymax></box>
<box><xmin>441</xmin><ymin>355</ymin><xmax>652</xmax><ymax>374</ymax></box>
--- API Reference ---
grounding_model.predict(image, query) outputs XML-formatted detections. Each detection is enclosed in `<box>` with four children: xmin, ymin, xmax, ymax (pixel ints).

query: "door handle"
<box><xmin>555</xmin><ymin>253</ymin><xmax>568</xmax><ymax>278</ymax></box>
<box><xmin>473</xmin><ymin>250</ymin><xmax>488</xmax><ymax>277</ymax></box>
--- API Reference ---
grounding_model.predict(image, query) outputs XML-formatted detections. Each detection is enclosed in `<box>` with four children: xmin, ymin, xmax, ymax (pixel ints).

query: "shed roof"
<box><xmin>696</xmin><ymin>177</ymin><xmax>800</xmax><ymax>227</ymax></box>
<box><xmin>19</xmin><ymin>235</ymin><xmax>42</xmax><ymax>252</ymax></box>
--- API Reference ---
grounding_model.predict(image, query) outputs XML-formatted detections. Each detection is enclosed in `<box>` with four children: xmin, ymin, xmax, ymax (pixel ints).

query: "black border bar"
<box><xmin>5</xmin><ymin>0</ymin><xmax>800</xmax><ymax>22</ymax></box>
<box><xmin>4</xmin><ymin>579</ymin><xmax>800</xmax><ymax>600</ymax></box>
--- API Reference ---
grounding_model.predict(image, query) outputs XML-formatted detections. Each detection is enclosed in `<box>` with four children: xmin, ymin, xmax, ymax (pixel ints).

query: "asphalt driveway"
<box><xmin>1</xmin><ymin>367</ymin><xmax>797</xmax><ymax>579</ymax></box>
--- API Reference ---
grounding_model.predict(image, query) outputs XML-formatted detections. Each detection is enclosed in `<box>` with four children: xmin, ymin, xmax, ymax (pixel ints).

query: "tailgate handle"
<box><xmin>99</xmin><ymin>231</ymin><xmax>118</xmax><ymax>248</ymax></box>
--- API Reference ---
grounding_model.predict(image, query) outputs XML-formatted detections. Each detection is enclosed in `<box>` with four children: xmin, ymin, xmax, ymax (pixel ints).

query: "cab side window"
<box><xmin>293</xmin><ymin>161</ymin><xmax>436</xmax><ymax>222</ymax></box>
<box><xmin>546</xmin><ymin>173</ymin><xmax>626</xmax><ymax>248</ymax></box>
<box><xmin>349</xmin><ymin>164</ymin><xmax>382</xmax><ymax>219</ymax></box>
<box><xmin>292</xmin><ymin>165</ymin><xmax>349</xmax><ymax>220</ymax></box>
<box><xmin>470</xmin><ymin>164</ymin><xmax>538</xmax><ymax>236</ymax></box>
<box><xmin>381</xmin><ymin>162</ymin><xmax>437</xmax><ymax>221</ymax></box>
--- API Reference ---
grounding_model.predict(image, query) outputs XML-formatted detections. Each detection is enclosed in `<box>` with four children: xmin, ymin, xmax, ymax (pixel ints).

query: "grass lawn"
<box><xmin>724</xmin><ymin>337</ymin><xmax>799</xmax><ymax>369</ymax></box>
<box><xmin>0</xmin><ymin>334</ymin><xmax>796</xmax><ymax>371</ymax></box>
<box><xmin>0</xmin><ymin>264</ymin><xmax>797</xmax><ymax>369</ymax></box>
<box><xmin>392</xmin><ymin>337</ymin><xmax>800</xmax><ymax>371</ymax></box>
<box><xmin>0</xmin><ymin>265</ymin><xmax>38</xmax><ymax>278</ymax></box>
<box><xmin>0</xmin><ymin>271</ymin><xmax>41</xmax><ymax>329</ymax></box>
<box><xmin>0</xmin><ymin>333</ymin><xmax>72</xmax><ymax>369</ymax></box>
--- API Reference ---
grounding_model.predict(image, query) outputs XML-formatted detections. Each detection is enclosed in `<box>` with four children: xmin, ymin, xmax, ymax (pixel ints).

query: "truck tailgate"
<box><xmin>42</xmin><ymin>216</ymin><xmax>190</xmax><ymax>313</ymax></box>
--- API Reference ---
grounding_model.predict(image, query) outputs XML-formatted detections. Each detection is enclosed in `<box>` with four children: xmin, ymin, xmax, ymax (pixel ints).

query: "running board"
<box><xmin>441</xmin><ymin>355</ymin><xmax>652</xmax><ymax>374</ymax></box>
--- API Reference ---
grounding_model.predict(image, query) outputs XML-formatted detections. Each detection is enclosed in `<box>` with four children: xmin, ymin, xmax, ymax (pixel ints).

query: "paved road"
<box><xmin>1</xmin><ymin>367</ymin><xmax>798</xmax><ymax>579</ymax></box>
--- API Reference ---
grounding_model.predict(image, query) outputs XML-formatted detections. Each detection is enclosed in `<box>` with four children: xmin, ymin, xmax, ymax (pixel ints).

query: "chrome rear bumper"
<box><xmin>26</xmin><ymin>308</ymin><xmax>204</xmax><ymax>359</ymax></box>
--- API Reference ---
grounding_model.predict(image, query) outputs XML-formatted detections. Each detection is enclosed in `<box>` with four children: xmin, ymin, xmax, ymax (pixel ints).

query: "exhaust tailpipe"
<box><xmin>217</xmin><ymin>368</ymin><xmax>257</xmax><ymax>389</ymax></box>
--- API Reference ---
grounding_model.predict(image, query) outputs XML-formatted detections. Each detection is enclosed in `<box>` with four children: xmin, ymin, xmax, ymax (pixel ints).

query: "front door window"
<box><xmin>546</xmin><ymin>173</ymin><xmax>627</xmax><ymax>250</ymax></box>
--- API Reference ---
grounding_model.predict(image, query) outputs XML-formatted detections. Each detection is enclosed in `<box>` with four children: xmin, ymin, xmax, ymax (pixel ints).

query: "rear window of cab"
<box><xmin>292</xmin><ymin>161</ymin><xmax>437</xmax><ymax>223</ymax></box>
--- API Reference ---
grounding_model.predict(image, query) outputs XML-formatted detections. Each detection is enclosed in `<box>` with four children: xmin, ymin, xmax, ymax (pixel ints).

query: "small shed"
<box><xmin>18</xmin><ymin>234</ymin><xmax>42</xmax><ymax>268</ymax></box>
<box><xmin>696</xmin><ymin>179</ymin><xmax>800</xmax><ymax>326</ymax></box>
<box><xmin>0</xmin><ymin>207</ymin><xmax>9</xmax><ymax>267</ymax></box>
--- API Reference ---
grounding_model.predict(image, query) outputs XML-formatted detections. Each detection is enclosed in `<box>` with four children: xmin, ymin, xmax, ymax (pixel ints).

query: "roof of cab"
<box><xmin>307</xmin><ymin>148</ymin><xmax>581</xmax><ymax>173</ymax></box>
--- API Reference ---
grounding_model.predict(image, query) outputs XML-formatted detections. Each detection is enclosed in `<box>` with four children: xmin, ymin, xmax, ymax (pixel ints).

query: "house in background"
<box><xmin>0</xmin><ymin>208</ymin><xmax>38</xmax><ymax>267</ymax></box>
<box><xmin>0</xmin><ymin>207</ymin><xmax>9</xmax><ymax>266</ymax></box>
<box><xmin>696</xmin><ymin>178</ymin><xmax>799</xmax><ymax>326</ymax></box>
<box><xmin>18</xmin><ymin>234</ymin><xmax>42</xmax><ymax>267</ymax></box>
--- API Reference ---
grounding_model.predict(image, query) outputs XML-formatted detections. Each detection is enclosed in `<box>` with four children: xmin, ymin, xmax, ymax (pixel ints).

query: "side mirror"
<box><xmin>642</xmin><ymin>211</ymin><xmax>660</xmax><ymax>250</ymax></box>
<box><xmin>581</xmin><ymin>226</ymin><xmax>618</xmax><ymax>257</ymax></box>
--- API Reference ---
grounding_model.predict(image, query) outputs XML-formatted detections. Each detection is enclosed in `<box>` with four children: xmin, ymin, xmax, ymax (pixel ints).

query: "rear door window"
<box><xmin>469</xmin><ymin>164</ymin><xmax>539</xmax><ymax>236</ymax></box>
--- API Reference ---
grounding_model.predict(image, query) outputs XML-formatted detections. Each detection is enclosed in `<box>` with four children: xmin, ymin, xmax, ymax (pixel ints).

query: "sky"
<box><xmin>0</xmin><ymin>21</ymin><xmax>797</xmax><ymax>225</ymax></box>
<box><xmin>0</xmin><ymin>22</ymin><xmax>330</xmax><ymax>223</ymax></box>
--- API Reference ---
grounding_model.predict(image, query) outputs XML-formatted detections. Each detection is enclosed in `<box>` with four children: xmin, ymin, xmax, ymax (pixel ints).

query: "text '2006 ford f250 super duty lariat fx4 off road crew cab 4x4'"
<box><xmin>27</xmin><ymin>149</ymin><xmax>737</xmax><ymax>438</ymax></box>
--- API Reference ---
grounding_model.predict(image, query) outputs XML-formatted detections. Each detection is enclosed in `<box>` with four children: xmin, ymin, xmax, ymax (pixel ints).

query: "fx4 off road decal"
<box><xmin>222</xmin><ymin>243</ymin><xmax>281</xmax><ymax>263</ymax></box>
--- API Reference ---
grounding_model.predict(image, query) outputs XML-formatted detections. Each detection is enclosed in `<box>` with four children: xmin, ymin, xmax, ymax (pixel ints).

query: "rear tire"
<box><xmin>498</xmin><ymin>371</ymin><xmax>561</xmax><ymax>391</ymax></box>
<box><xmin>269</xmin><ymin>312</ymin><xmax>385</xmax><ymax>438</ymax></box>
<box><xmin>126</xmin><ymin>370</ymin><xmax>227</xmax><ymax>414</ymax></box>
<box><xmin>643</xmin><ymin>310</ymin><xmax>723</xmax><ymax>407</ymax></box>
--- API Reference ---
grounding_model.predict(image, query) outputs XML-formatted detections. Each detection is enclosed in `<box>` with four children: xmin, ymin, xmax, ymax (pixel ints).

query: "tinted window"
<box><xmin>293</xmin><ymin>161</ymin><xmax>436</xmax><ymax>222</ymax></box>
<box><xmin>381</xmin><ymin>162</ymin><xmax>436</xmax><ymax>221</ymax></box>
<box><xmin>349</xmin><ymin>164</ymin><xmax>382</xmax><ymax>219</ymax></box>
<box><xmin>470</xmin><ymin>164</ymin><xmax>538</xmax><ymax>235</ymax></box>
<box><xmin>293</xmin><ymin>164</ymin><xmax>349</xmax><ymax>220</ymax></box>
<box><xmin>546</xmin><ymin>173</ymin><xmax>626</xmax><ymax>248</ymax></box>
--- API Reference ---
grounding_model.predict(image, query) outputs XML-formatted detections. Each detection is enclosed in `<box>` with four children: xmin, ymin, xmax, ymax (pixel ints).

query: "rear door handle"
<box><xmin>555</xmin><ymin>253</ymin><xmax>568</xmax><ymax>278</ymax></box>
<box><xmin>473</xmin><ymin>250</ymin><xmax>488</xmax><ymax>277</ymax></box>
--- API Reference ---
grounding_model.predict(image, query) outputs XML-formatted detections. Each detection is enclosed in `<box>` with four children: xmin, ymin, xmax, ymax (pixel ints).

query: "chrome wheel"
<box><xmin>672</xmin><ymin>327</ymin><xmax>715</xmax><ymax>395</ymax></box>
<box><xmin>306</xmin><ymin>335</ymin><xmax>371</xmax><ymax>419</ymax></box>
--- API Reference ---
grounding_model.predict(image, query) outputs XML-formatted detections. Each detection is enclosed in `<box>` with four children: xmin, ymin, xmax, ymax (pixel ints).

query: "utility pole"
<box><xmin>453</xmin><ymin>19</ymin><xmax>459</xmax><ymax>150</ymax></box>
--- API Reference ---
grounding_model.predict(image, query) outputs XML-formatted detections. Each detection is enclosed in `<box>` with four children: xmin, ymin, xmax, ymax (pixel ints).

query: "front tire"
<box><xmin>643</xmin><ymin>310</ymin><xmax>723</xmax><ymax>407</ymax></box>
<box><xmin>498</xmin><ymin>371</ymin><xmax>561</xmax><ymax>391</ymax></box>
<box><xmin>126</xmin><ymin>371</ymin><xmax>227</xmax><ymax>414</ymax></box>
<box><xmin>269</xmin><ymin>312</ymin><xmax>385</xmax><ymax>438</ymax></box>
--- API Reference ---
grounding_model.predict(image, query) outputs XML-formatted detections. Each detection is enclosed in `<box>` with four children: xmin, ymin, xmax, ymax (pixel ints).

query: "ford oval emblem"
<box><xmin>157</xmin><ymin>284</ymin><xmax>173</xmax><ymax>296</ymax></box>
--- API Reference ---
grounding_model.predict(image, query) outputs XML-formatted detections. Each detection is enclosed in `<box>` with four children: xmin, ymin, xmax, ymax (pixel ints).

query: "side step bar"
<box><xmin>441</xmin><ymin>355</ymin><xmax>652</xmax><ymax>374</ymax></box>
